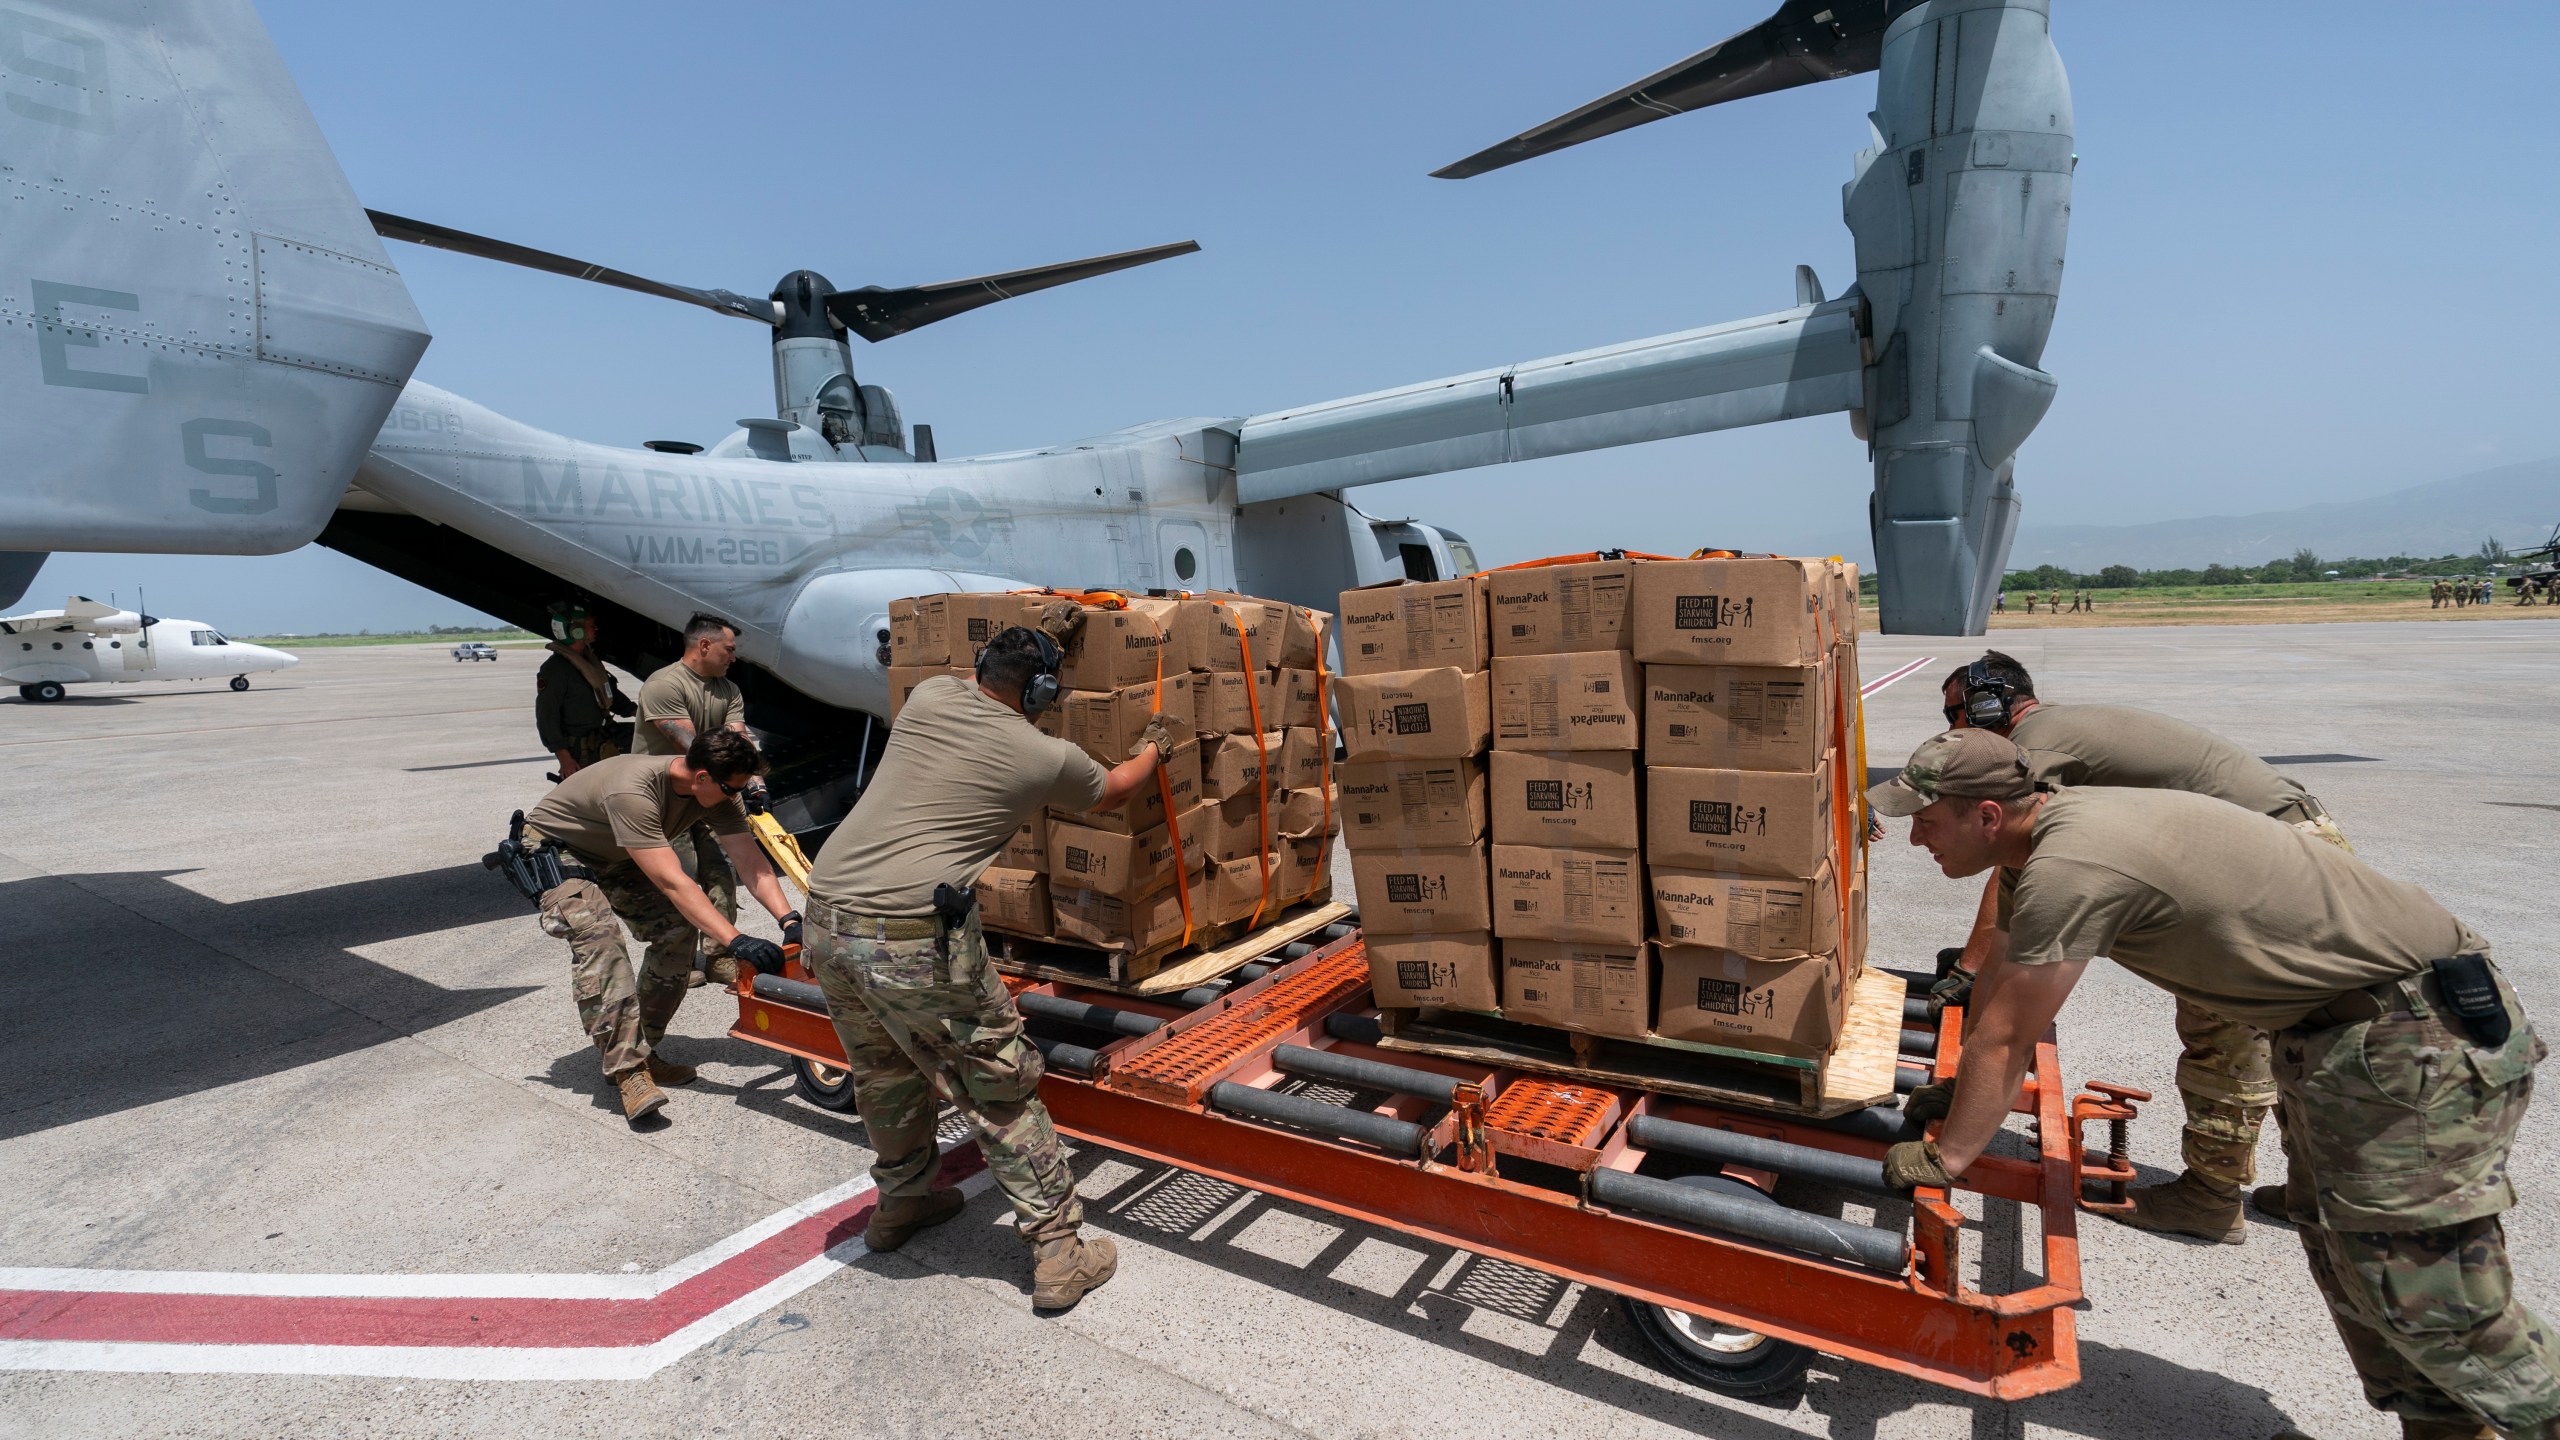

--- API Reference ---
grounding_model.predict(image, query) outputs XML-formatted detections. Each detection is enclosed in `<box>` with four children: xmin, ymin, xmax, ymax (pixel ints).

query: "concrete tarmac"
<box><xmin>1</xmin><ymin>623</ymin><xmax>2552</xmax><ymax>1439</ymax></box>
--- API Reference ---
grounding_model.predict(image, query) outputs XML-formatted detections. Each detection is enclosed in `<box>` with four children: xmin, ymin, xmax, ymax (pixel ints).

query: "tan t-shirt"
<box><xmin>1999</xmin><ymin>788</ymin><xmax>2483</xmax><ymax>1030</ymax></box>
<box><xmin>809</xmin><ymin>676</ymin><xmax>1112</xmax><ymax>917</ymax></box>
<box><xmin>524</xmin><ymin>753</ymin><xmax>750</xmax><ymax>866</ymax></box>
<box><xmin>2007</xmin><ymin>703</ymin><xmax>2316</xmax><ymax>821</ymax></box>
<box><xmin>634</xmin><ymin>661</ymin><xmax>746</xmax><ymax>755</ymax></box>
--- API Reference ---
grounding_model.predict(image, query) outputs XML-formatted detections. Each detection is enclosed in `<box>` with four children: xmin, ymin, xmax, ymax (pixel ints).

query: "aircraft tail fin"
<box><xmin>0</xmin><ymin>554</ymin><xmax>44</xmax><ymax>611</ymax></box>
<box><xmin>0</xmin><ymin>0</ymin><xmax>429</xmax><ymax>556</ymax></box>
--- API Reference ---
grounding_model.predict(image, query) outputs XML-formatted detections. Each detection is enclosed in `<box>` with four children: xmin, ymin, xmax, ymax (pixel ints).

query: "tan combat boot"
<box><xmin>1031</xmin><ymin>1233</ymin><xmax>1118</xmax><ymax>1311</ymax></box>
<box><xmin>617</xmin><ymin>1072</ymin><xmax>667</xmax><ymax>1124</ymax></box>
<box><xmin>2251</xmin><ymin>1184</ymin><xmax>2310</xmax><ymax>1225</ymax></box>
<box><xmin>865</xmin><ymin>1188</ymin><xmax>966</xmax><ymax>1252</ymax></box>
<box><xmin>2116</xmin><ymin>1171</ymin><xmax>2246</xmax><ymax>1244</ymax></box>
<box><xmin>645</xmin><ymin>1055</ymin><xmax>697</xmax><ymax>1087</ymax></box>
<box><xmin>703</xmin><ymin>953</ymin><xmax>744</xmax><ymax>988</ymax></box>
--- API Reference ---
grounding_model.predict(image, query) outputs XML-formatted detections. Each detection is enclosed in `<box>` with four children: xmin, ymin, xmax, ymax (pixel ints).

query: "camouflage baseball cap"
<box><xmin>1867</xmin><ymin>729</ymin><xmax>2036</xmax><ymax>816</ymax></box>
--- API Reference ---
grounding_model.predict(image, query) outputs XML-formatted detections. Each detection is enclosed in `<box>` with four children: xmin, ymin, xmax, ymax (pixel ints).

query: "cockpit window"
<box><xmin>191</xmin><ymin>629</ymin><xmax>229</xmax><ymax>647</ymax></box>
<box><xmin>1446</xmin><ymin>539</ymin><xmax>1480</xmax><ymax>575</ymax></box>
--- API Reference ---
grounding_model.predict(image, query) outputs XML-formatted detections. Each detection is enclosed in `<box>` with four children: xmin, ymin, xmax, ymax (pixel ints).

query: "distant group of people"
<box><xmin>1992</xmin><ymin>588</ymin><xmax>2095</xmax><ymax>616</ymax></box>
<box><xmin>2432</xmin><ymin>577</ymin><xmax>2525</xmax><ymax>607</ymax></box>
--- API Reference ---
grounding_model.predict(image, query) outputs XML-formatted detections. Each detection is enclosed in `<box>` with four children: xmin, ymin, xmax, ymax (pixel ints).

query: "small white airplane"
<box><xmin>2</xmin><ymin>596</ymin><xmax>298</xmax><ymax>703</ymax></box>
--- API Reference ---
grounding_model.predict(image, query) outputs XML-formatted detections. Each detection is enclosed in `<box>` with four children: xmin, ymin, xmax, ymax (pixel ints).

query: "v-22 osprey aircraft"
<box><xmin>0</xmin><ymin>0</ymin><xmax>2070</xmax><ymax>830</ymax></box>
<box><xmin>1</xmin><ymin>595</ymin><xmax>297</xmax><ymax>703</ymax></box>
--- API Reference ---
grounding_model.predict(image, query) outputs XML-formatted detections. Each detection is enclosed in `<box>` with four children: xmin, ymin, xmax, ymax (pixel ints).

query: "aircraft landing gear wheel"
<box><xmin>15</xmin><ymin>684</ymin><xmax>32</xmax><ymax>701</ymax></box>
<box><xmin>793</xmin><ymin>1057</ymin><xmax>860</xmax><ymax>1112</ymax></box>
<box><xmin>230</xmin><ymin>675</ymin><xmax>250</xmax><ymax>691</ymax></box>
<box><xmin>30</xmin><ymin>681</ymin><xmax>66</xmax><ymax>703</ymax></box>
<box><xmin>1618</xmin><ymin>1174</ymin><xmax>1817</xmax><ymax>1397</ymax></box>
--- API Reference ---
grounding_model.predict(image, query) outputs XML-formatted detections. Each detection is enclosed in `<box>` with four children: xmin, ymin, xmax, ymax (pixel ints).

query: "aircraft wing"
<box><xmin>1235</xmin><ymin>297</ymin><xmax>1863</xmax><ymax>504</ymax></box>
<box><xmin>0</xmin><ymin>0</ymin><xmax>430</xmax><ymax>557</ymax></box>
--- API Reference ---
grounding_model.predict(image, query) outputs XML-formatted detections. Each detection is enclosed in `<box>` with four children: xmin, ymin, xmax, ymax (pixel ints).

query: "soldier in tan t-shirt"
<box><xmin>803</xmin><ymin>619</ymin><xmax>1169</xmax><ymax>1312</ymax></box>
<box><xmin>1872</xmin><ymin>730</ymin><xmax>2554</xmax><ymax>1438</ymax></box>
<box><xmin>635</xmin><ymin>614</ymin><xmax>753</xmax><ymax>981</ymax></box>
<box><xmin>519</xmin><ymin>733</ymin><xmax>798</xmax><ymax>1124</ymax></box>
<box><xmin>1936</xmin><ymin>651</ymin><xmax>2350</xmax><ymax>1244</ymax></box>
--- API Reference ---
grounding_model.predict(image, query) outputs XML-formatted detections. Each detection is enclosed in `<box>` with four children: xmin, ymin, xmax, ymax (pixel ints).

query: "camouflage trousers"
<box><xmin>2171</xmin><ymin>812</ymin><xmax>2359</xmax><ymax>1196</ymax></box>
<box><xmin>536</xmin><ymin>861</ymin><xmax>699</xmax><ymax>1082</ymax></box>
<box><xmin>803</xmin><ymin>899</ymin><xmax>1082</xmax><ymax>1244</ymax></box>
<box><xmin>560</xmin><ymin>732</ymin><xmax>625</xmax><ymax>769</ymax></box>
<box><xmin>671</xmin><ymin>824</ymin><xmax>740</xmax><ymax>957</ymax></box>
<box><xmin>2273</xmin><ymin>970</ymin><xmax>2560</xmax><ymax>1433</ymax></box>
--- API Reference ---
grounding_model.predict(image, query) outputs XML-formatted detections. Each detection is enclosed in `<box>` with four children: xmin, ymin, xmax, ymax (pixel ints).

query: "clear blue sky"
<box><xmin>30</xmin><ymin>0</ymin><xmax>2559</xmax><ymax>631</ymax></box>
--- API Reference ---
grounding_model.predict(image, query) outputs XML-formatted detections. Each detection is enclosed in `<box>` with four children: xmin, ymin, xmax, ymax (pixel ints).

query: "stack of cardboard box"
<box><xmin>1635</xmin><ymin>557</ymin><xmax>1866</xmax><ymax>1058</ymax></box>
<box><xmin>1486</xmin><ymin>558</ymin><xmax>1650</xmax><ymax>1040</ymax></box>
<box><xmin>1333</xmin><ymin>576</ymin><xmax>1498</xmax><ymax>1011</ymax></box>
<box><xmin>1340</xmin><ymin>555</ymin><xmax>1870</xmax><ymax>1065</ymax></box>
<box><xmin>887</xmin><ymin>588</ymin><xmax>1338</xmax><ymax>954</ymax></box>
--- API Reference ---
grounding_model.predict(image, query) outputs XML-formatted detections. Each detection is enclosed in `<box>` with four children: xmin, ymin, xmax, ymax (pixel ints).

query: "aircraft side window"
<box><xmin>190</xmin><ymin>629</ymin><xmax>227</xmax><ymax>647</ymax></box>
<box><xmin>1398</xmin><ymin>543</ymin><xmax>1439</xmax><ymax>582</ymax></box>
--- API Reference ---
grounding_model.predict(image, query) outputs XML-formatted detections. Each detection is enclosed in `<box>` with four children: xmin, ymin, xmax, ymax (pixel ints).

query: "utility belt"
<box><xmin>483</xmin><ymin>810</ymin><xmax>598</xmax><ymax>907</ymax></box>
<box><xmin>805</xmin><ymin>884</ymin><xmax>976</xmax><ymax>943</ymax></box>
<box><xmin>2292</xmin><ymin>953</ymin><xmax>2513</xmax><ymax>1047</ymax></box>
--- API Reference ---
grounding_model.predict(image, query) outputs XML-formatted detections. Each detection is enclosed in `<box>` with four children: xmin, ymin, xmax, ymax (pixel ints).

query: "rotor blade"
<box><xmin>366</xmin><ymin>209</ymin><xmax>778</xmax><ymax>324</ymax></box>
<box><xmin>1431</xmin><ymin>0</ymin><xmax>1903</xmax><ymax>180</ymax></box>
<box><xmin>826</xmin><ymin>240</ymin><xmax>1201</xmax><ymax>342</ymax></box>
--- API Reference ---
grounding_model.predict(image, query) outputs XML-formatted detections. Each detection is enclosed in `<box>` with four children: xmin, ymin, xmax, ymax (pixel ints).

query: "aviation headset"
<box><xmin>1953</xmin><ymin>656</ymin><xmax>2024</xmax><ymax>731</ymax></box>
<box><xmin>976</xmin><ymin>627</ymin><xmax>1064</xmax><ymax>715</ymax></box>
<box><xmin>549</xmin><ymin>602</ymin><xmax>595</xmax><ymax>646</ymax></box>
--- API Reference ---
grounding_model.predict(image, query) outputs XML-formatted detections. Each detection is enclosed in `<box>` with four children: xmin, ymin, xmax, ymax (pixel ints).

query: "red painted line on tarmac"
<box><xmin>0</xmin><ymin>1147</ymin><xmax>985</xmax><ymax>1350</ymax></box>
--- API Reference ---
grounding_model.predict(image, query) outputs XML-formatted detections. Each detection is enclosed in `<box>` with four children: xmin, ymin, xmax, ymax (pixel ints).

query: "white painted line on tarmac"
<box><xmin>1861</xmin><ymin>655</ymin><xmax>1934</xmax><ymax>698</ymax></box>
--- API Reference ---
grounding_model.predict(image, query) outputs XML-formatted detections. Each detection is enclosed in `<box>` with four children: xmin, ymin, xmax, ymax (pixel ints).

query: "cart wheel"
<box><xmin>793</xmin><ymin>1057</ymin><xmax>861</xmax><ymax>1112</ymax></box>
<box><xmin>1618</xmin><ymin>1174</ymin><xmax>1816</xmax><ymax>1397</ymax></box>
<box><xmin>230</xmin><ymin>675</ymin><xmax>250</xmax><ymax>692</ymax></box>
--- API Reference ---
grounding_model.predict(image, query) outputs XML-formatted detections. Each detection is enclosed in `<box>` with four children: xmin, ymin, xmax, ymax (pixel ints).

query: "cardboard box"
<box><xmin>1487</xmin><ymin>558</ymin><xmax>1636</xmax><ymax>657</ymax></box>
<box><xmin>999</xmin><ymin>815</ymin><xmax>1048</xmax><ymax>873</ymax></box>
<box><xmin>947</xmin><ymin>592</ymin><xmax>1049</xmax><ymax>664</ymax></box>
<box><xmin>1202</xmin><ymin>730</ymin><xmax>1285</xmax><ymax>802</ymax></box>
<box><xmin>888</xmin><ymin>594</ymin><xmax>951</xmax><ymax>667</ymax></box>
<box><xmin>1489</xmin><ymin>844</ymin><xmax>1645</xmax><ymax>945</ymax></box>
<box><xmin>1187</xmin><ymin>594</ymin><xmax>1326</xmax><ymax>672</ymax></box>
<box><xmin>1489</xmin><ymin>750</ymin><xmax>1640</xmax><ymax>850</ymax></box>
<box><xmin>1193</xmin><ymin>669</ymin><xmax>1274</xmax><ymax>735</ymax></box>
<box><xmin>888</xmin><ymin>665</ymin><xmax>941</xmax><ymax>722</ymax></box>
<box><xmin>1350</xmin><ymin>846</ymin><xmax>1492</xmax><ymax>935</ymax></box>
<box><xmin>1275</xmin><ymin>784</ymin><xmax>1339</xmax><ymax>841</ymax></box>
<box><xmin>1492</xmin><ymin>652</ymin><xmax>1640</xmax><ymax>752</ymax></box>
<box><xmin>1334</xmin><ymin>667</ymin><xmax>1490</xmax><ymax>762</ymax></box>
<box><xmin>1629</xmin><ymin>557</ymin><xmax>1829</xmax><ymax>668</ymax></box>
<box><xmin>1502</xmin><ymin>939</ymin><xmax>1651</xmax><ymax>1039</ymax></box>
<box><xmin>1654</xmin><ymin>946</ymin><xmax>1845</xmax><ymax>1058</ymax></box>
<box><xmin>1057</xmin><ymin>675</ymin><xmax>1195</xmax><ymax>768</ymax></box>
<box><xmin>1053</xmin><ymin>883</ymin><xmax>1192</xmax><ymax>952</ymax></box>
<box><xmin>1281</xmin><ymin>725</ymin><xmax>1330</xmax><ymax>790</ymax></box>
<box><xmin>1648</xmin><ymin>863</ymin><xmax>1841</xmax><ymax>960</ymax></box>
<box><xmin>1054</xmin><ymin>739</ymin><xmax>1201</xmax><ymax>834</ymax></box>
<box><xmin>1644</xmin><ymin>763</ymin><xmax>1833</xmax><ymax>877</ymax></box>
<box><xmin>1054</xmin><ymin>600</ymin><xmax>1181</xmax><ymax>693</ymax></box>
<box><xmin>1337</xmin><ymin>577</ymin><xmax>1489</xmax><ymax>676</ymax></box>
<box><xmin>976</xmin><ymin>867</ymin><xmax>1051</xmax><ymax>937</ymax></box>
<box><xmin>1199</xmin><ymin>790</ymin><xmax>1271</xmax><ymax>862</ymax></box>
<box><xmin>1365</xmin><ymin>930</ymin><xmax>1499</xmax><ymax>1011</ymax></box>
<box><xmin>1049</xmin><ymin>808</ymin><xmax>1206</xmax><ymax>900</ymax></box>
<box><xmin>1207</xmin><ymin>853</ymin><xmax>1273</xmax><ymax>925</ymax></box>
<box><xmin>1338</xmin><ymin>758</ymin><xmax>1486</xmax><ymax>850</ymax></box>
<box><xmin>1642</xmin><ymin>661</ymin><xmax>1833</xmax><ymax>772</ymax></box>
<box><xmin>1270</xmin><ymin>668</ymin><xmax>1325</xmax><ymax>729</ymax></box>
<box><xmin>1273</xmin><ymin>833</ymin><xmax>1332</xmax><ymax>905</ymax></box>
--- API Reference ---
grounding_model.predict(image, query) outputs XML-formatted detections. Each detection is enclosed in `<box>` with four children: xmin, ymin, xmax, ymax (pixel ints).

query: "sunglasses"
<box><xmin>716</xmin><ymin>776</ymin><xmax>753</xmax><ymax>795</ymax></box>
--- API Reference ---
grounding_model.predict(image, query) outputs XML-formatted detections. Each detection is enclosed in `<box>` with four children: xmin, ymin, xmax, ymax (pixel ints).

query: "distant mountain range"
<box><xmin>2006</xmin><ymin>456</ymin><xmax>2560</xmax><ymax>571</ymax></box>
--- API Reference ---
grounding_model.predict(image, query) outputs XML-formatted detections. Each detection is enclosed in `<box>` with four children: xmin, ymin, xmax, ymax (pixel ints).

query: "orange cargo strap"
<box><xmin>1481</xmin><ymin>549</ymin><xmax>1682</xmax><ymax>575</ymax></box>
<box><xmin>1813</xmin><ymin>597</ymin><xmax>1859</xmax><ymax>964</ymax></box>
<box><xmin>1222</xmin><ymin>600</ymin><xmax>1277</xmax><ymax>928</ymax></box>
<box><xmin>1300</xmin><ymin>608</ymin><xmax>1332</xmax><ymax>904</ymax></box>
<box><xmin>1146</xmin><ymin>615</ymin><xmax>1196</xmax><ymax>948</ymax></box>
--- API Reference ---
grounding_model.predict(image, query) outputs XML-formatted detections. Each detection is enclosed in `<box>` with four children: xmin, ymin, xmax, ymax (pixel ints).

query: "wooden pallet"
<box><xmin>987</xmin><ymin>898</ymin><xmax>1352</xmax><ymax>996</ymax></box>
<box><xmin>1372</xmin><ymin>969</ymin><xmax>1907</xmax><ymax>1119</ymax></box>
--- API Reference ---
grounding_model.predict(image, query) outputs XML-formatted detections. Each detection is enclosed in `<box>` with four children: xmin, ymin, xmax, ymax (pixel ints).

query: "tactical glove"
<box><xmin>1901</xmin><ymin>1077</ymin><xmax>1957</xmax><ymax>1126</ymax></box>
<box><xmin>1038</xmin><ymin>600</ymin><xmax>1087</xmax><ymax>646</ymax></box>
<box><xmin>1882</xmin><ymin>1139</ymin><xmax>1953</xmax><ymax>1192</ymax></box>
<box><xmin>727</xmin><ymin>935</ymin><xmax>785</xmax><ymax>979</ymax></box>
<box><xmin>1131</xmin><ymin>714</ymin><xmax>1178</xmax><ymax>763</ymax></box>
<box><xmin>1927</xmin><ymin>968</ymin><xmax>1974</xmax><ymax>1022</ymax></box>
<box><xmin>780</xmin><ymin>911</ymin><xmax>804</xmax><ymax>950</ymax></box>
